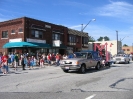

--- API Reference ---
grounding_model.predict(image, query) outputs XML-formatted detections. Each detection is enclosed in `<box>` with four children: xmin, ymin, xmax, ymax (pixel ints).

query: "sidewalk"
<box><xmin>0</xmin><ymin>64</ymin><xmax>60</xmax><ymax>75</ymax></box>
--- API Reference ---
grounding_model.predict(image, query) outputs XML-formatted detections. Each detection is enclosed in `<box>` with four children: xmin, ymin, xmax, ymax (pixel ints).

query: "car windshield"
<box><xmin>74</xmin><ymin>52</ymin><xmax>87</xmax><ymax>58</ymax></box>
<box><xmin>115</xmin><ymin>54</ymin><xmax>126</xmax><ymax>57</ymax></box>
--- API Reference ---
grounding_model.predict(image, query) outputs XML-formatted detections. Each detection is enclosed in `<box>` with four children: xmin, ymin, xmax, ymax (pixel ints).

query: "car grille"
<box><xmin>116</xmin><ymin>58</ymin><xmax>121</xmax><ymax>61</ymax></box>
<box><xmin>64</xmin><ymin>61</ymin><xmax>72</xmax><ymax>64</ymax></box>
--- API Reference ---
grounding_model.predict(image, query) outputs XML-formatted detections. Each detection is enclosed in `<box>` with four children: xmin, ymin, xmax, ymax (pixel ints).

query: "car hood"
<box><xmin>63</xmin><ymin>58</ymin><xmax>86</xmax><ymax>61</ymax></box>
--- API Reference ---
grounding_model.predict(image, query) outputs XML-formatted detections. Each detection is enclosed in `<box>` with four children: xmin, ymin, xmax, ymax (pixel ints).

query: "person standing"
<box><xmin>10</xmin><ymin>52</ymin><xmax>15</xmax><ymax>67</ymax></box>
<box><xmin>47</xmin><ymin>53</ymin><xmax>51</xmax><ymax>66</ymax></box>
<box><xmin>55</xmin><ymin>53</ymin><xmax>61</xmax><ymax>66</ymax></box>
<box><xmin>1</xmin><ymin>52</ymin><xmax>8</xmax><ymax>74</ymax></box>
<box><xmin>14</xmin><ymin>53</ymin><xmax>19</xmax><ymax>71</ymax></box>
<box><xmin>129</xmin><ymin>54</ymin><xmax>133</xmax><ymax>61</ymax></box>
<box><xmin>40</xmin><ymin>56</ymin><xmax>44</xmax><ymax>68</ymax></box>
<box><xmin>21</xmin><ymin>55</ymin><xmax>26</xmax><ymax>70</ymax></box>
<box><xmin>33</xmin><ymin>56</ymin><xmax>37</xmax><ymax>67</ymax></box>
<box><xmin>51</xmin><ymin>53</ymin><xmax>56</xmax><ymax>65</ymax></box>
<box><xmin>63</xmin><ymin>54</ymin><xmax>68</xmax><ymax>60</ymax></box>
<box><xmin>29</xmin><ymin>56</ymin><xmax>34</xmax><ymax>69</ymax></box>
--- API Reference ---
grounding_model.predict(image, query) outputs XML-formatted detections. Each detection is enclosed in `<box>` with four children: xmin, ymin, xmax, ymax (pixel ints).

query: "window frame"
<box><xmin>31</xmin><ymin>29</ymin><xmax>43</xmax><ymax>39</ymax></box>
<box><xmin>18</xmin><ymin>28</ymin><xmax>23</xmax><ymax>33</ymax></box>
<box><xmin>2</xmin><ymin>31</ymin><xmax>8</xmax><ymax>38</ymax></box>
<box><xmin>11</xmin><ymin>29</ymin><xmax>16</xmax><ymax>34</ymax></box>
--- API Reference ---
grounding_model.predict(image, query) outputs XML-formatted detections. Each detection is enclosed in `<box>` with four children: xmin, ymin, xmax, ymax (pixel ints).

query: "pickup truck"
<box><xmin>60</xmin><ymin>51</ymin><xmax>103</xmax><ymax>73</ymax></box>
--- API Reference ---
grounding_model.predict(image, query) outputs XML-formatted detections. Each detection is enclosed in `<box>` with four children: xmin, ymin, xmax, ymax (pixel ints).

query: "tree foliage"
<box><xmin>97</xmin><ymin>36</ymin><xmax>110</xmax><ymax>41</ymax></box>
<box><xmin>89</xmin><ymin>36</ymin><xmax>95</xmax><ymax>42</ymax></box>
<box><xmin>123</xmin><ymin>44</ymin><xmax>128</xmax><ymax>46</ymax></box>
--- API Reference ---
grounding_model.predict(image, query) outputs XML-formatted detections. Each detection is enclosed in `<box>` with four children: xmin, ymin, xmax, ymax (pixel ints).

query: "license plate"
<box><xmin>65</xmin><ymin>67</ymin><xmax>69</xmax><ymax>69</ymax></box>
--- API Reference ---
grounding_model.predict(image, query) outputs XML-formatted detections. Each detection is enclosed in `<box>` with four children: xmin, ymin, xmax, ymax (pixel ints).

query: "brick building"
<box><xmin>0</xmin><ymin>17</ymin><xmax>89</xmax><ymax>55</ymax></box>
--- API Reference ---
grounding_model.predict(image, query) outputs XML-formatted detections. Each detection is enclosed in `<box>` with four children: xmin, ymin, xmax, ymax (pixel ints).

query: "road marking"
<box><xmin>85</xmin><ymin>94</ymin><xmax>96</xmax><ymax>99</ymax></box>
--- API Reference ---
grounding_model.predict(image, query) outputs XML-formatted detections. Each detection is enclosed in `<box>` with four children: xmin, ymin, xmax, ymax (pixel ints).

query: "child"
<box><xmin>40</xmin><ymin>57</ymin><xmax>44</xmax><ymax>68</ymax></box>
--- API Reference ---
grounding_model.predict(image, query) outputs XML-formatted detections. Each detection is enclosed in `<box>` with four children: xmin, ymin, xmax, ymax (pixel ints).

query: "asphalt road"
<box><xmin>0</xmin><ymin>62</ymin><xmax>133</xmax><ymax>99</ymax></box>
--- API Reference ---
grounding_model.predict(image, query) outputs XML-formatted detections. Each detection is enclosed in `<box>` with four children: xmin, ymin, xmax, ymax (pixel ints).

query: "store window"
<box><xmin>31</xmin><ymin>30</ymin><xmax>43</xmax><ymax>38</ymax></box>
<box><xmin>11</xmin><ymin>29</ymin><xmax>15</xmax><ymax>34</ymax></box>
<box><xmin>83</xmin><ymin>37</ymin><xmax>88</xmax><ymax>44</ymax></box>
<box><xmin>18</xmin><ymin>28</ymin><xmax>23</xmax><ymax>33</ymax></box>
<box><xmin>2</xmin><ymin>31</ymin><xmax>8</xmax><ymax>38</ymax></box>
<box><xmin>52</xmin><ymin>33</ymin><xmax>61</xmax><ymax>40</ymax></box>
<box><xmin>76</xmin><ymin>37</ymin><xmax>79</xmax><ymax>43</ymax></box>
<box><xmin>127</xmin><ymin>49</ymin><xmax>130</xmax><ymax>51</ymax></box>
<box><xmin>69</xmin><ymin>35</ymin><xmax>76</xmax><ymax>43</ymax></box>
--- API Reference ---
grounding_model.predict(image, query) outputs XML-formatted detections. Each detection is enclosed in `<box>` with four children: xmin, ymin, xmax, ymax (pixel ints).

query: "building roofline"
<box><xmin>0</xmin><ymin>16</ymin><xmax>67</xmax><ymax>28</ymax></box>
<box><xmin>68</xmin><ymin>28</ymin><xmax>89</xmax><ymax>37</ymax></box>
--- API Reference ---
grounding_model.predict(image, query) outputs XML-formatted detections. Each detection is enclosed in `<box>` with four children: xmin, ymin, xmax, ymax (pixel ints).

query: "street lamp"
<box><xmin>81</xmin><ymin>19</ymin><xmax>96</xmax><ymax>32</ymax></box>
<box><xmin>81</xmin><ymin>19</ymin><xmax>96</xmax><ymax>51</ymax></box>
<box><xmin>116</xmin><ymin>30</ymin><xmax>128</xmax><ymax>54</ymax></box>
<box><xmin>120</xmin><ymin>36</ymin><xmax>128</xmax><ymax>42</ymax></box>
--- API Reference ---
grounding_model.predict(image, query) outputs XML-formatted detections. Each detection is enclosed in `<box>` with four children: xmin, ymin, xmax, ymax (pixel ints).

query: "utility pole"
<box><xmin>116</xmin><ymin>30</ymin><xmax>118</xmax><ymax>54</ymax></box>
<box><xmin>81</xmin><ymin>19</ymin><xmax>96</xmax><ymax>51</ymax></box>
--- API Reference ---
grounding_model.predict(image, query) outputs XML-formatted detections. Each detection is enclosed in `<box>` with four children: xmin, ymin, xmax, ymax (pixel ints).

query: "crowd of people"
<box><xmin>0</xmin><ymin>52</ymin><xmax>76</xmax><ymax>74</ymax></box>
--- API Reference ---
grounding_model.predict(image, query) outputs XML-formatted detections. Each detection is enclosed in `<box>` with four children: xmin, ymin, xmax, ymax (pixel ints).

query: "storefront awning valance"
<box><xmin>60</xmin><ymin>44</ymin><xmax>67</xmax><ymax>49</ymax></box>
<box><xmin>52</xmin><ymin>44</ymin><xmax>67</xmax><ymax>49</ymax></box>
<box><xmin>3</xmin><ymin>42</ymin><xmax>52</xmax><ymax>48</ymax></box>
<box><xmin>30</xmin><ymin>42</ymin><xmax>51</xmax><ymax>48</ymax></box>
<box><xmin>3</xmin><ymin>42</ymin><xmax>38</xmax><ymax>48</ymax></box>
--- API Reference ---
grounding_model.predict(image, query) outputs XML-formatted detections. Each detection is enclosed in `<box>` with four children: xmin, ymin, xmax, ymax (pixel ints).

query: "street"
<box><xmin>0</xmin><ymin>62</ymin><xmax>133</xmax><ymax>99</ymax></box>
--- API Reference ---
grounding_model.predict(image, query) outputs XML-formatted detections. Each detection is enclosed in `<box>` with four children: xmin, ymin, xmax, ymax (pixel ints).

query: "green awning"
<box><xmin>52</xmin><ymin>44</ymin><xmax>67</xmax><ymax>49</ymax></box>
<box><xmin>3</xmin><ymin>42</ymin><xmax>37</xmax><ymax>48</ymax></box>
<box><xmin>60</xmin><ymin>44</ymin><xmax>67</xmax><ymax>49</ymax></box>
<box><xmin>30</xmin><ymin>42</ymin><xmax>51</xmax><ymax>48</ymax></box>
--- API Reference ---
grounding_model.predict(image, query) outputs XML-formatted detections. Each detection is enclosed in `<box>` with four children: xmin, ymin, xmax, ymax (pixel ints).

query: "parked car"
<box><xmin>112</xmin><ymin>54</ymin><xmax>130</xmax><ymax>64</ymax></box>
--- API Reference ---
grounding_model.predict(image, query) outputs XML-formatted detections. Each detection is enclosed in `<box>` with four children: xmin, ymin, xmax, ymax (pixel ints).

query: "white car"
<box><xmin>113</xmin><ymin>54</ymin><xmax>130</xmax><ymax>64</ymax></box>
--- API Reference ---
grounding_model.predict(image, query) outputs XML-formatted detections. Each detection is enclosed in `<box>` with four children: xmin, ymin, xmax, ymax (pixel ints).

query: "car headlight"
<box><xmin>75</xmin><ymin>61</ymin><xmax>79</xmax><ymax>65</ymax></box>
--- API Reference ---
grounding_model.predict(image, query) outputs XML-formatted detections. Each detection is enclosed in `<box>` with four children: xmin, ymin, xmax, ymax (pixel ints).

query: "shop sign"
<box><xmin>53</xmin><ymin>40</ymin><xmax>60</xmax><ymax>47</ymax></box>
<box><xmin>9</xmin><ymin>38</ymin><xmax>22</xmax><ymax>42</ymax></box>
<box><xmin>45</xmin><ymin>24</ymin><xmax>51</xmax><ymax>28</ymax></box>
<box><xmin>27</xmin><ymin>38</ymin><xmax>46</xmax><ymax>43</ymax></box>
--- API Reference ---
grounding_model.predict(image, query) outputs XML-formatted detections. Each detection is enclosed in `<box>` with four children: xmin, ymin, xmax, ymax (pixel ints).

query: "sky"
<box><xmin>0</xmin><ymin>0</ymin><xmax>133</xmax><ymax>46</ymax></box>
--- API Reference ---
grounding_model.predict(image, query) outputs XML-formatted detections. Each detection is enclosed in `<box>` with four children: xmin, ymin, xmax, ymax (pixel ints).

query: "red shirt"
<box><xmin>2</xmin><ymin>55</ymin><xmax>8</xmax><ymax>63</ymax></box>
<box><xmin>56</xmin><ymin>55</ymin><xmax>60</xmax><ymax>60</ymax></box>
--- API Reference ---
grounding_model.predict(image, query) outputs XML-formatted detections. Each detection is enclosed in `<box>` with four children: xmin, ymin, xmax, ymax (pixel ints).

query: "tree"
<box><xmin>123</xmin><ymin>44</ymin><xmax>128</xmax><ymax>46</ymax></box>
<box><xmin>104</xmin><ymin>36</ymin><xmax>110</xmax><ymax>41</ymax></box>
<box><xmin>97</xmin><ymin>36</ymin><xmax>110</xmax><ymax>41</ymax></box>
<box><xmin>89</xmin><ymin>36</ymin><xmax>95</xmax><ymax>42</ymax></box>
<box><xmin>97</xmin><ymin>36</ymin><xmax>103</xmax><ymax>41</ymax></box>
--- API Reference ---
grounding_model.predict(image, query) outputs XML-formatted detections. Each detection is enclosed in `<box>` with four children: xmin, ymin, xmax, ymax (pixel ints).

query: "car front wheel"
<box><xmin>63</xmin><ymin>69</ymin><xmax>69</xmax><ymax>73</ymax></box>
<box><xmin>79</xmin><ymin>65</ymin><xmax>86</xmax><ymax>74</ymax></box>
<box><xmin>95</xmin><ymin>63</ymin><xmax>100</xmax><ymax>70</ymax></box>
